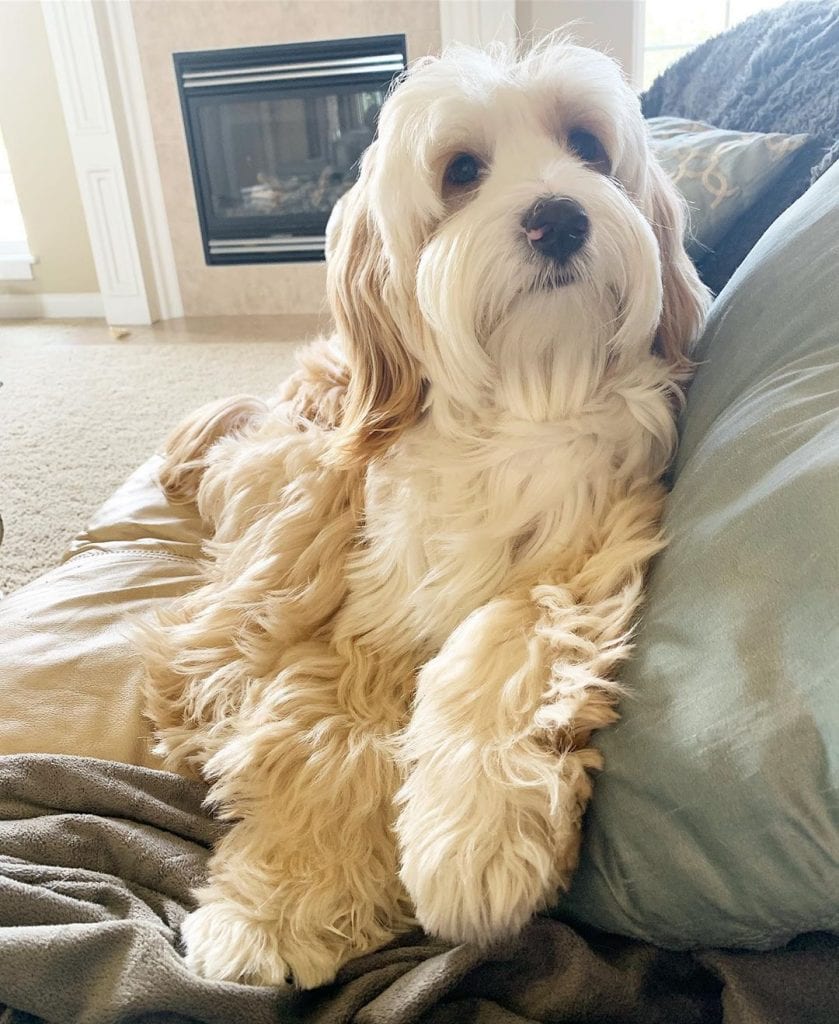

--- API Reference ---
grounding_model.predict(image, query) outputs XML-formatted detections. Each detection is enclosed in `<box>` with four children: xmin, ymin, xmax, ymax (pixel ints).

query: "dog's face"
<box><xmin>327</xmin><ymin>42</ymin><xmax>709</xmax><ymax>460</ymax></box>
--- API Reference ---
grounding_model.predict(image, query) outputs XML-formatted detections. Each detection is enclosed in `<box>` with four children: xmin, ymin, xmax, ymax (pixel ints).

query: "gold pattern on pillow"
<box><xmin>649</xmin><ymin>117</ymin><xmax>810</xmax><ymax>254</ymax></box>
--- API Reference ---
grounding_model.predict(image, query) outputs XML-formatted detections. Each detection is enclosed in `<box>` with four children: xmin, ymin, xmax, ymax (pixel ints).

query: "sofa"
<box><xmin>1</xmin><ymin>4</ymin><xmax>837</xmax><ymax>1022</ymax></box>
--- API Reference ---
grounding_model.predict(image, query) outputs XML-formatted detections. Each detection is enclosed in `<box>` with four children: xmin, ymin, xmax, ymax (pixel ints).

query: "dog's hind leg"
<box><xmin>158</xmin><ymin>336</ymin><xmax>351</xmax><ymax>508</ymax></box>
<box><xmin>158</xmin><ymin>395</ymin><xmax>268</xmax><ymax>505</ymax></box>
<box><xmin>140</xmin><ymin>422</ymin><xmax>358</xmax><ymax>773</ymax></box>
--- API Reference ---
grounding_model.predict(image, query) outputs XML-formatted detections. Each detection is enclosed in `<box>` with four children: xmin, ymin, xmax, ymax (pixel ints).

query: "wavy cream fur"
<box><xmin>136</xmin><ymin>39</ymin><xmax>710</xmax><ymax>989</ymax></box>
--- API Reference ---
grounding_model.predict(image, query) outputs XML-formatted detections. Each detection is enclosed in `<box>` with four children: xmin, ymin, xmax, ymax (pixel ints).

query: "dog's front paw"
<box><xmin>401</xmin><ymin>828</ymin><xmax>556</xmax><ymax>946</ymax></box>
<box><xmin>398</xmin><ymin>780</ymin><xmax>571</xmax><ymax>946</ymax></box>
<box><xmin>181</xmin><ymin>901</ymin><xmax>293</xmax><ymax>987</ymax></box>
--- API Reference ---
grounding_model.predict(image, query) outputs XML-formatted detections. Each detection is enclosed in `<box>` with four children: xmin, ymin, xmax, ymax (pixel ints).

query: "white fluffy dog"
<box><xmin>139</xmin><ymin>40</ymin><xmax>709</xmax><ymax>989</ymax></box>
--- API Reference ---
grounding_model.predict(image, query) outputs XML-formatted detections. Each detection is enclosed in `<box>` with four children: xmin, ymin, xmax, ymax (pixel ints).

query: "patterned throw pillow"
<box><xmin>648</xmin><ymin>116</ymin><xmax>810</xmax><ymax>259</ymax></box>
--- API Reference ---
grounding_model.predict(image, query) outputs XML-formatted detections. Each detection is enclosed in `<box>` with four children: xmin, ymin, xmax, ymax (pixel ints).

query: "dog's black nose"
<box><xmin>523</xmin><ymin>197</ymin><xmax>589</xmax><ymax>263</ymax></box>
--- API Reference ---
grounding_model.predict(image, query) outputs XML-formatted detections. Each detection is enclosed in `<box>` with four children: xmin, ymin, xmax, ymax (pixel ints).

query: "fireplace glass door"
<box><xmin>175</xmin><ymin>36</ymin><xmax>406</xmax><ymax>263</ymax></box>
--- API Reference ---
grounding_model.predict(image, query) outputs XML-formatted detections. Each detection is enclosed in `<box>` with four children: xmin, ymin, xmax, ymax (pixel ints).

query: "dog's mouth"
<box><xmin>526</xmin><ymin>256</ymin><xmax>581</xmax><ymax>292</ymax></box>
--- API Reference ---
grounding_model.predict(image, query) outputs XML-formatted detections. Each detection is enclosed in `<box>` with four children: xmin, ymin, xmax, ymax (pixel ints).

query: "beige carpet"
<box><xmin>0</xmin><ymin>320</ymin><xmax>306</xmax><ymax>593</ymax></box>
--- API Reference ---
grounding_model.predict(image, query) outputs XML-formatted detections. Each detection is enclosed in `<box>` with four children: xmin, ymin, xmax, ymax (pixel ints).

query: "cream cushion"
<box><xmin>0</xmin><ymin>457</ymin><xmax>205</xmax><ymax>768</ymax></box>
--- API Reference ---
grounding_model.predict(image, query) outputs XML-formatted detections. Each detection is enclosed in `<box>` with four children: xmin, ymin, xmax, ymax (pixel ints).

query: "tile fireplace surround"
<box><xmin>130</xmin><ymin>0</ymin><xmax>441</xmax><ymax>317</ymax></box>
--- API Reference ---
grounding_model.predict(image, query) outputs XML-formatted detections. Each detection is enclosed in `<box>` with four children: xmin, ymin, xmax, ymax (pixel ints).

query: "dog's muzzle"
<box><xmin>522</xmin><ymin>197</ymin><xmax>589</xmax><ymax>264</ymax></box>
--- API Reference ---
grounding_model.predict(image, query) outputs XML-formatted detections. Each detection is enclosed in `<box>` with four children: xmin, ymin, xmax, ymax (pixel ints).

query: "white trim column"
<box><xmin>102</xmin><ymin>0</ymin><xmax>183</xmax><ymax>320</ymax></box>
<box><xmin>41</xmin><ymin>0</ymin><xmax>152</xmax><ymax>325</ymax></box>
<box><xmin>631</xmin><ymin>1</ymin><xmax>646</xmax><ymax>91</ymax></box>
<box><xmin>439</xmin><ymin>0</ymin><xmax>517</xmax><ymax>50</ymax></box>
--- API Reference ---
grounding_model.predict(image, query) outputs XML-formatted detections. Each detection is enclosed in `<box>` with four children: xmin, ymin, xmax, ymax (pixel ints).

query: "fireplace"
<box><xmin>174</xmin><ymin>35</ymin><xmax>407</xmax><ymax>265</ymax></box>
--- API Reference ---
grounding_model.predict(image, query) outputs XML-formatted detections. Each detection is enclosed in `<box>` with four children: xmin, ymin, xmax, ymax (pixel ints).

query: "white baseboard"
<box><xmin>0</xmin><ymin>292</ymin><xmax>105</xmax><ymax>319</ymax></box>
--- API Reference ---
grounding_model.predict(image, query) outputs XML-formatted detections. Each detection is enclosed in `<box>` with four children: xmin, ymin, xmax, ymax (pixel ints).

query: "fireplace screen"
<box><xmin>175</xmin><ymin>36</ymin><xmax>406</xmax><ymax>264</ymax></box>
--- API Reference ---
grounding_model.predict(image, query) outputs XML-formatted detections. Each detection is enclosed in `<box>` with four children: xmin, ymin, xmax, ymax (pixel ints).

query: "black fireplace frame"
<box><xmin>174</xmin><ymin>35</ymin><xmax>407</xmax><ymax>265</ymax></box>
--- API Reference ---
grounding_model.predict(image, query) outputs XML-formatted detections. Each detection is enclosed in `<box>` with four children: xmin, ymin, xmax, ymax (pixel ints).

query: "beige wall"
<box><xmin>516</xmin><ymin>1</ymin><xmax>643</xmax><ymax>85</ymax></box>
<box><xmin>0</xmin><ymin>1</ymin><xmax>638</xmax><ymax>313</ymax></box>
<box><xmin>0</xmin><ymin>0</ymin><xmax>98</xmax><ymax>296</ymax></box>
<box><xmin>129</xmin><ymin>0</ymin><xmax>442</xmax><ymax>317</ymax></box>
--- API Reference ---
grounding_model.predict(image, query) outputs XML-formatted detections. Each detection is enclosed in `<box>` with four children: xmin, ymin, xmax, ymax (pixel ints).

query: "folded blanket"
<box><xmin>1</xmin><ymin>754</ymin><xmax>837</xmax><ymax>1024</ymax></box>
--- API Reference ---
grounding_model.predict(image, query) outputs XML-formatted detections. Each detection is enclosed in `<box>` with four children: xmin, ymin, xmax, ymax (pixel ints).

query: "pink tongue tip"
<box><xmin>526</xmin><ymin>225</ymin><xmax>547</xmax><ymax>241</ymax></box>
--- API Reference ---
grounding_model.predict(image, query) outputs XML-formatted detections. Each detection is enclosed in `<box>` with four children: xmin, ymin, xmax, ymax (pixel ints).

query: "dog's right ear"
<box><xmin>326</xmin><ymin>142</ymin><xmax>424</xmax><ymax>467</ymax></box>
<box><xmin>645</xmin><ymin>158</ymin><xmax>711</xmax><ymax>384</ymax></box>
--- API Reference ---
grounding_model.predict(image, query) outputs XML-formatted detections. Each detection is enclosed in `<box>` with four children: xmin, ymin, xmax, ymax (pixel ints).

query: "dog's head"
<box><xmin>327</xmin><ymin>40</ymin><xmax>709</xmax><ymax>462</ymax></box>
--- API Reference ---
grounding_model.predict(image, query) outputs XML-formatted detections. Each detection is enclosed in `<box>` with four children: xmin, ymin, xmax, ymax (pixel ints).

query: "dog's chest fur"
<box><xmin>344</xmin><ymin>376</ymin><xmax>670</xmax><ymax>654</ymax></box>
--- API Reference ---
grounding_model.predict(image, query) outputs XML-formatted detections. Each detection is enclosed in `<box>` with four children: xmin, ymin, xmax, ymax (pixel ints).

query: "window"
<box><xmin>0</xmin><ymin>126</ymin><xmax>34</xmax><ymax>279</ymax></box>
<box><xmin>644</xmin><ymin>0</ymin><xmax>796</xmax><ymax>89</ymax></box>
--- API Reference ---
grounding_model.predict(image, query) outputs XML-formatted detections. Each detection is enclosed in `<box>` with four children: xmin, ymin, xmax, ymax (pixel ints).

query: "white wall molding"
<box><xmin>41</xmin><ymin>0</ymin><xmax>152</xmax><ymax>325</ymax></box>
<box><xmin>630</xmin><ymin>0</ymin><xmax>646</xmax><ymax>91</ymax></box>
<box><xmin>0</xmin><ymin>292</ymin><xmax>104</xmax><ymax>319</ymax></box>
<box><xmin>103</xmin><ymin>0</ymin><xmax>183</xmax><ymax>320</ymax></box>
<box><xmin>439</xmin><ymin>0</ymin><xmax>517</xmax><ymax>50</ymax></box>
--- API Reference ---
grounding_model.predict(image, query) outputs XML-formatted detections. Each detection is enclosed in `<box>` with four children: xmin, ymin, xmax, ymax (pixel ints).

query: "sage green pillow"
<box><xmin>648</xmin><ymin>116</ymin><xmax>810</xmax><ymax>258</ymax></box>
<box><xmin>560</xmin><ymin>158</ymin><xmax>839</xmax><ymax>949</ymax></box>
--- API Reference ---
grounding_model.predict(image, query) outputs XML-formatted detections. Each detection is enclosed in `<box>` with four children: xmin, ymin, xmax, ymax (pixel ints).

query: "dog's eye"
<box><xmin>568</xmin><ymin>129</ymin><xmax>609</xmax><ymax>171</ymax></box>
<box><xmin>444</xmin><ymin>153</ymin><xmax>482</xmax><ymax>188</ymax></box>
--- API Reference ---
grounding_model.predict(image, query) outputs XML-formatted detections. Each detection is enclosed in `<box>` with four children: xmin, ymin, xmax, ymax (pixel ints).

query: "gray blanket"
<box><xmin>1</xmin><ymin>755</ymin><xmax>838</xmax><ymax>1024</ymax></box>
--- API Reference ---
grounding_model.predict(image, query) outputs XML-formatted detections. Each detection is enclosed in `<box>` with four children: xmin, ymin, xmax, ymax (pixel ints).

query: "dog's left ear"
<box><xmin>645</xmin><ymin>159</ymin><xmax>711</xmax><ymax>381</ymax></box>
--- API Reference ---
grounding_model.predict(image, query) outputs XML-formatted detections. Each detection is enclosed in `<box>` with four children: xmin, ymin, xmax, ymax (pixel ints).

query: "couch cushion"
<box><xmin>560</xmin><ymin>160</ymin><xmax>839</xmax><ymax>948</ymax></box>
<box><xmin>0</xmin><ymin>458</ymin><xmax>205</xmax><ymax>769</ymax></box>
